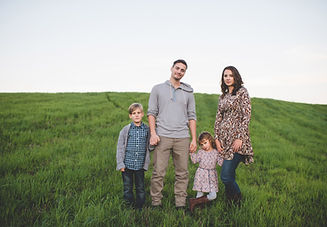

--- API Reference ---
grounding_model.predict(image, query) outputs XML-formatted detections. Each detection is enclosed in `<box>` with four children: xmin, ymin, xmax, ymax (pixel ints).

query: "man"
<box><xmin>147</xmin><ymin>59</ymin><xmax>197</xmax><ymax>209</ymax></box>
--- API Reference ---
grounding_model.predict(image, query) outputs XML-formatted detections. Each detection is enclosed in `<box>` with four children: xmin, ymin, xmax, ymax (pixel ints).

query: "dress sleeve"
<box><xmin>213</xmin><ymin>149</ymin><xmax>223</xmax><ymax>166</ymax></box>
<box><xmin>214</xmin><ymin>96</ymin><xmax>223</xmax><ymax>140</ymax></box>
<box><xmin>236</xmin><ymin>88</ymin><xmax>251</xmax><ymax>141</ymax></box>
<box><xmin>217</xmin><ymin>155</ymin><xmax>224</xmax><ymax>167</ymax></box>
<box><xmin>190</xmin><ymin>150</ymin><xmax>201</xmax><ymax>164</ymax></box>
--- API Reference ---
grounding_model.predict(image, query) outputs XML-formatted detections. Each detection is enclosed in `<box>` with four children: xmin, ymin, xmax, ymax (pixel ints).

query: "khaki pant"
<box><xmin>150</xmin><ymin>136</ymin><xmax>190</xmax><ymax>207</ymax></box>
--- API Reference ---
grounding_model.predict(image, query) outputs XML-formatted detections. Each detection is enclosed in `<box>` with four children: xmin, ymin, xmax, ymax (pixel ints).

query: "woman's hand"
<box><xmin>215</xmin><ymin>139</ymin><xmax>223</xmax><ymax>153</ymax></box>
<box><xmin>120</xmin><ymin>168</ymin><xmax>125</xmax><ymax>172</ymax></box>
<box><xmin>232</xmin><ymin>139</ymin><xmax>243</xmax><ymax>152</ymax></box>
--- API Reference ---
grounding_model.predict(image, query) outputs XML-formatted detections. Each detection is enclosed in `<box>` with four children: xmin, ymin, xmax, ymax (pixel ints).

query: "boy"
<box><xmin>116</xmin><ymin>103</ymin><xmax>150</xmax><ymax>210</ymax></box>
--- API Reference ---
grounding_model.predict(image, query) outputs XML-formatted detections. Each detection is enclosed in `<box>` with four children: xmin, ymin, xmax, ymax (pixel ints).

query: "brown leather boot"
<box><xmin>189</xmin><ymin>196</ymin><xmax>210</xmax><ymax>213</ymax></box>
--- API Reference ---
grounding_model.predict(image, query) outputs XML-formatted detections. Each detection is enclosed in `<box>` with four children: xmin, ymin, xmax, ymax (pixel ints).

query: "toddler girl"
<box><xmin>189</xmin><ymin>131</ymin><xmax>224</xmax><ymax>212</ymax></box>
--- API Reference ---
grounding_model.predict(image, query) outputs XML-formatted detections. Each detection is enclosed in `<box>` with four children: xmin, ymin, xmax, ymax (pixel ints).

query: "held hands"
<box><xmin>232</xmin><ymin>139</ymin><xmax>243</xmax><ymax>152</ymax></box>
<box><xmin>150</xmin><ymin>133</ymin><xmax>160</xmax><ymax>146</ymax></box>
<box><xmin>189</xmin><ymin>139</ymin><xmax>197</xmax><ymax>153</ymax></box>
<box><xmin>215</xmin><ymin>139</ymin><xmax>223</xmax><ymax>153</ymax></box>
<box><xmin>120</xmin><ymin>168</ymin><xmax>125</xmax><ymax>172</ymax></box>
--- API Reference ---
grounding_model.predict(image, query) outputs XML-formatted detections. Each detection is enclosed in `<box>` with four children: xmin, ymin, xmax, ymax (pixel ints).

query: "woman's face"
<box><xmin>223</xmin><ymin>69</ymin><xmax>234</xmax><ymax>87</ymax></box>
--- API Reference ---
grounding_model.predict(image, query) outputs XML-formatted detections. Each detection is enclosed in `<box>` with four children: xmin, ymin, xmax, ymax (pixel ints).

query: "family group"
<box><xmin>116</xmin><ymin>59</ymin><xmax>254</xmax><ymax>213</ymax></box>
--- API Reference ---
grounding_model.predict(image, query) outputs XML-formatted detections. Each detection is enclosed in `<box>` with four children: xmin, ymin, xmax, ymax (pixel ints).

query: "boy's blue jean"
<box><xmin>220</xmin><ymin>153</ymin><xmax>244</xmax><ymax>196</ymax></box>
<box><xmin>122</xmin><ymin>168</ymin><xmax>145</xmax><ymax>209</ymax></box>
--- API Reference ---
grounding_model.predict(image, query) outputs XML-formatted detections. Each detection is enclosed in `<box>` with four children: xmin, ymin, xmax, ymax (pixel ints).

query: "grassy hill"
<box><xmin>0</xmin><ymin>92</ymin><xmax>326</xmax><ymax>226</ymax></box>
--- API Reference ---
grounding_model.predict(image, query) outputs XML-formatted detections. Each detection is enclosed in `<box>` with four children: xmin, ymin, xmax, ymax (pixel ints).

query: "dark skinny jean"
<box><xmin>122</xmin><ymin>168</ymin><xmax>145</xmax><ymax>209</ymax></box>
<box><xmin>220</xmin><ymin>153</ymin><xmax>244</xmax><ymax>197</ymax></box>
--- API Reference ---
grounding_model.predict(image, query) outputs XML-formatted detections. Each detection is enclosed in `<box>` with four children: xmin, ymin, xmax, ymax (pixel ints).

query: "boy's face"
<box><xmin>129</xmin><ymin>108</ymin><xmax>144</xmax><ymax>125</ymax></box>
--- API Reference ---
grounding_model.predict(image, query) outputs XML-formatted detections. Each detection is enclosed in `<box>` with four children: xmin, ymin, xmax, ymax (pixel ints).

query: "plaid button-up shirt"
<box><xmin>124</xmin><ymin>122</ymin><xmax>148</xmax><ymax>170</ymax></box>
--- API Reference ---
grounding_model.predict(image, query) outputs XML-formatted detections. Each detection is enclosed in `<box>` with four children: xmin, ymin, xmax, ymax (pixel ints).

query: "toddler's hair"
<box><xmin>198</xmin><ymin>131</ymin><xmax>216</xmax><ymax>149</ymax></box>
<box><xmin>128</xmin><ymin>103</ymin><xmax>143</xmax><ymax>114</ymax></box>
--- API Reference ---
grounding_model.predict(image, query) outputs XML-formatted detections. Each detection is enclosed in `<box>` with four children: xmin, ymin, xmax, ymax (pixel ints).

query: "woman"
<box><xmin>214</xmin><ymin>66</ymin><xmax>254</xmax><ymax>206</ymax></box>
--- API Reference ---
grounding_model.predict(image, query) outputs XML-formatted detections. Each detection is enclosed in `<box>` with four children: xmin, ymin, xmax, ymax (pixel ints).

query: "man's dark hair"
<box><xmin>173</xmin><ymin>59</ymin><xmax>188</xmax><ymax>69</ymax></box>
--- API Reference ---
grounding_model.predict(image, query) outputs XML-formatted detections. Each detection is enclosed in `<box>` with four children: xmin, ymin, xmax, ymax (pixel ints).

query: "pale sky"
<box><xmin>1</xmin><ymin>0</ymin><xmax>327</xmax><ymax>104</ymax></box>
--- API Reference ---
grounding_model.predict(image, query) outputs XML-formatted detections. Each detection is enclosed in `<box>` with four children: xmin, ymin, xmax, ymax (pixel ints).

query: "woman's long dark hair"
<box><xmin>220</xmin><ymin>66</ymin><xmax>243</xmax><ymax>98</ymax></box>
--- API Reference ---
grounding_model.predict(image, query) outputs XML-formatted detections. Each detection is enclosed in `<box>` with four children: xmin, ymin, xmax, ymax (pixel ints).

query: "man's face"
<box><xmin>170</xmin><ymin>63</ymin><xmax>187</xmax><ymax>81</ymax></box>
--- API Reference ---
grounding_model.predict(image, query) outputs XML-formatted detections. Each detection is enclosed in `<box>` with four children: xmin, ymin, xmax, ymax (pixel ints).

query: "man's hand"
<box><xmin>148</xmin><ymin>115</ymin><xmax>159</xmax><ymax>146</ymax></box>
<box><xmin>150</xmin><ymin>133</ymin><xmax>160</xmax><ymax>146</ymax></box>
<box><xmin>188</xmin><ymin>119</ymin><xmax>197</xmax><ymax>153</ymax></box>
<box><xmin>189</xmin><ymin>139</ymin><xmax>197</xmax><ymax>153</ymax></box>
<box><xmin>120</xmin><ymin>168</ymin><xmax>125</xmax><ymax>172</ymax></box>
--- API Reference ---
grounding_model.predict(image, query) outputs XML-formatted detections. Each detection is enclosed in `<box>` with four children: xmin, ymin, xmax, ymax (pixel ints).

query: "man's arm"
<box><xmin>148</xmin><ymin>115</ymin><xmax>160</xmax><ymax>145</ymax></box>
<box><xmin>189</xmin><ymin>119</ymin><xmax>197</xmax><ymax>153</ymax></box>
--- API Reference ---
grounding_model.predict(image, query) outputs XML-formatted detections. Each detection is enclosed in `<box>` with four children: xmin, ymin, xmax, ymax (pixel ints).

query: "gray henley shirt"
<box><xmin>147</xmin><ymin>80</ymin><xmax>196</xmax><ymax>138</ymax></box>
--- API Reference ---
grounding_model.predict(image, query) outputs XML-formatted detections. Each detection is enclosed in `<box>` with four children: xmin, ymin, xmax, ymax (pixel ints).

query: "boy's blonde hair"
<box><xmin>198</xmin><ymin>131</ymin><xmax>216</xmax><ymax>149</ymax></box>
<box><xmin>128</xmin><ymin>103</ymin><xmax>144</xmax><ymax>114</ymax></box>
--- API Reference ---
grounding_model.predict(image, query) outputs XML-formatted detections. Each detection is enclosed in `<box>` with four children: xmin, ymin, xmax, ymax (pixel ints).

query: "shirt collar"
<box><xmin>130</xmin><ymin>122</ymin><xmax>144</xmax><ymax>129</ymax></box>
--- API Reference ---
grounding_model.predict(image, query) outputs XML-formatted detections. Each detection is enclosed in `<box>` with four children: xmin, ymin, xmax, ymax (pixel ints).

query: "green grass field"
<box><xmin>0</xmin><ymin>92</ymin><xmax>326</xmax><ymax>226</ymax></box>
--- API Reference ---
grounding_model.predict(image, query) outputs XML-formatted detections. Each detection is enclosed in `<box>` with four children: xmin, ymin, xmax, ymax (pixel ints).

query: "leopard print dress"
<box><xmin>214</xmin><ymin>87</ymin><xmax>254</xmax><ymax>164</ymax></box>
